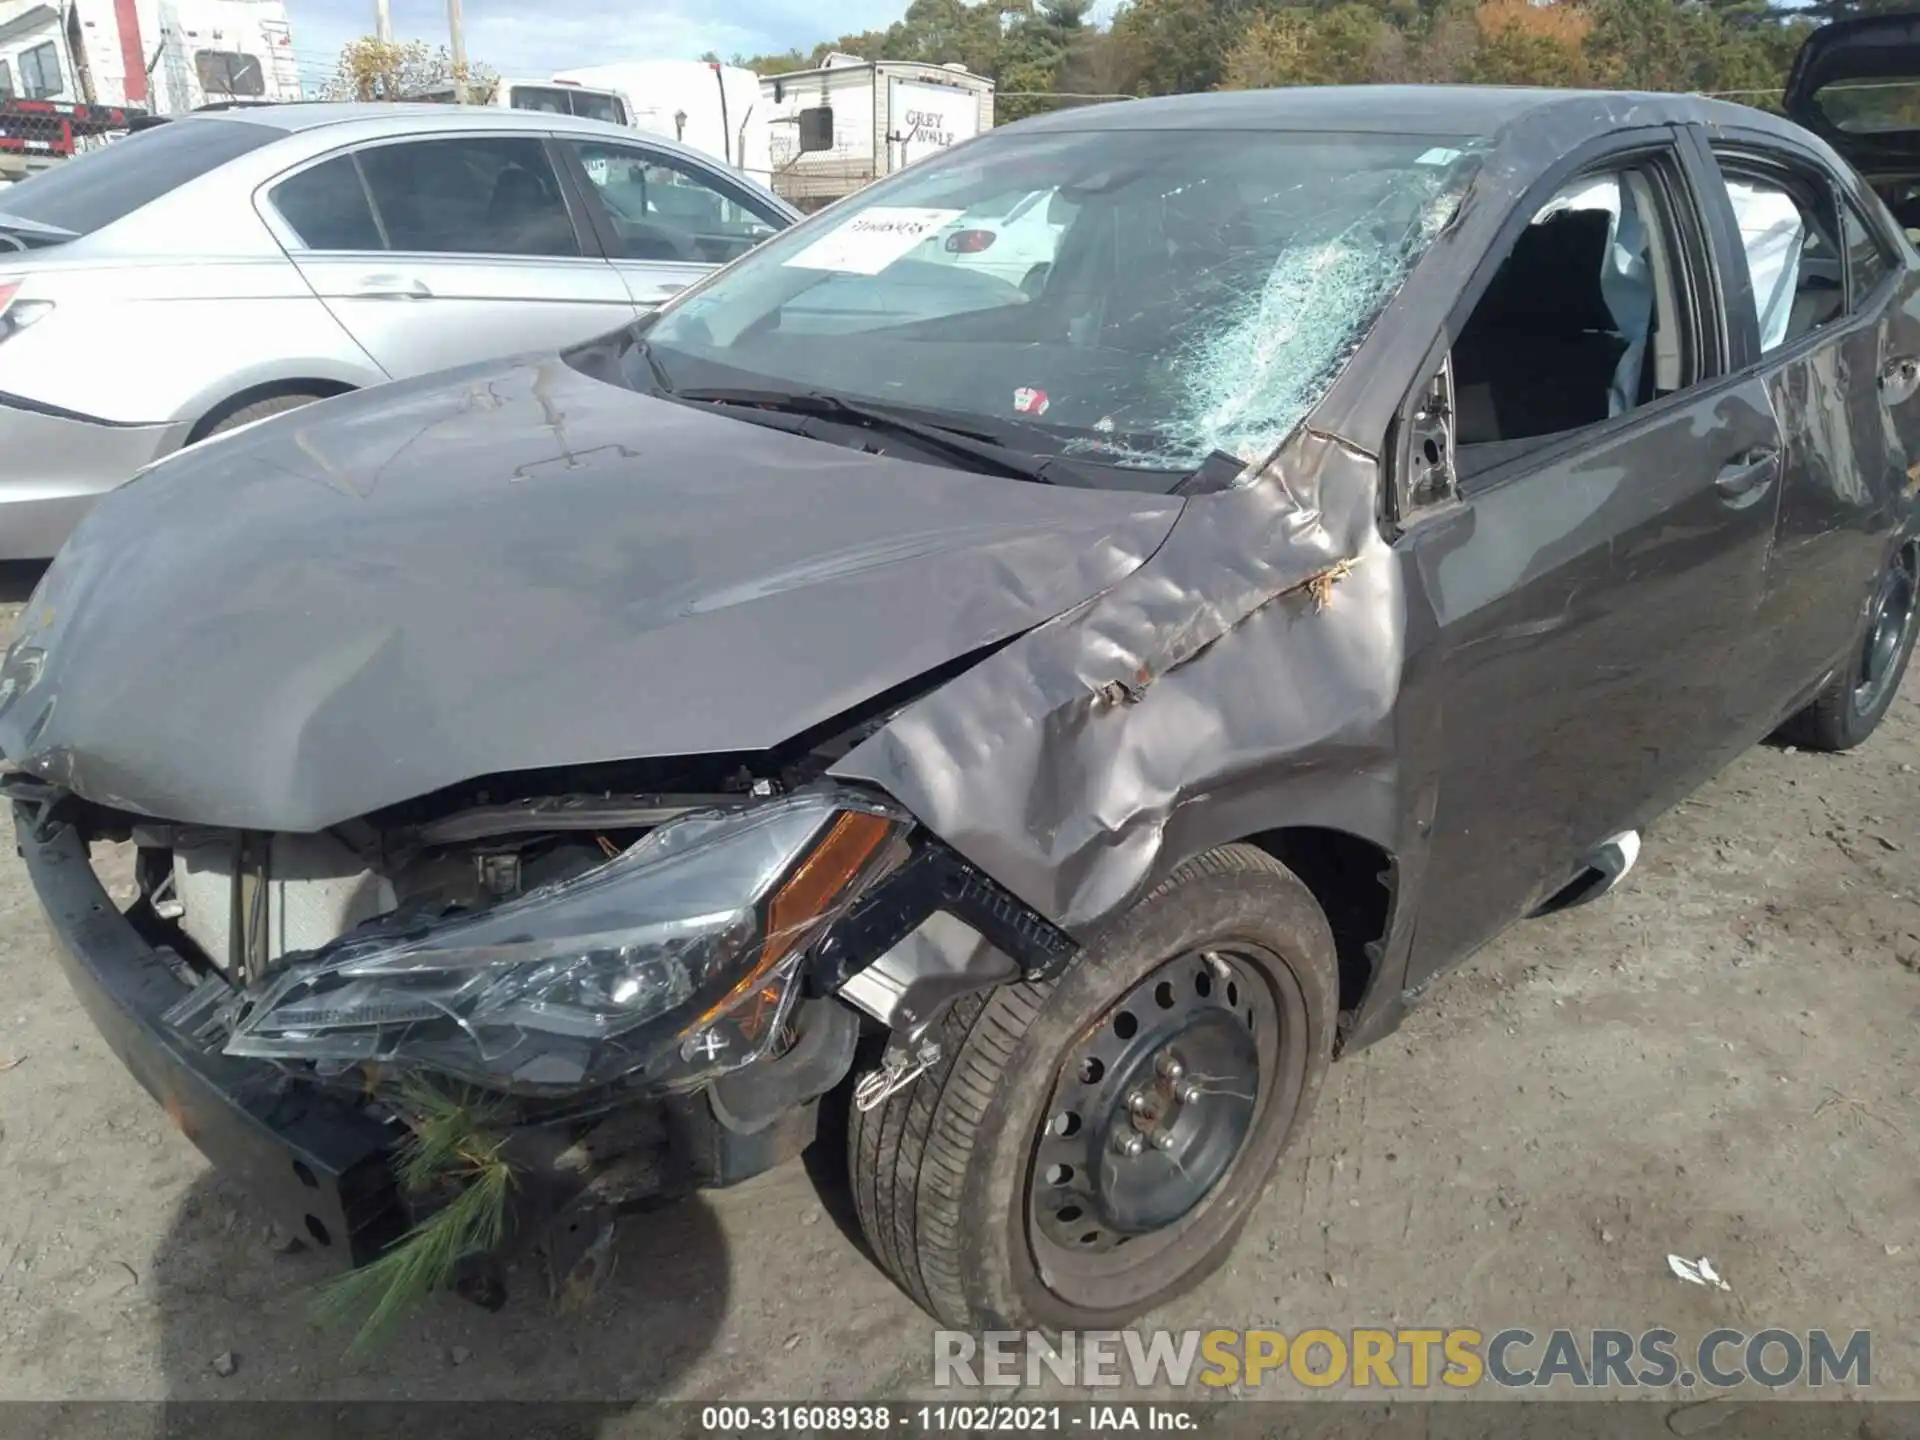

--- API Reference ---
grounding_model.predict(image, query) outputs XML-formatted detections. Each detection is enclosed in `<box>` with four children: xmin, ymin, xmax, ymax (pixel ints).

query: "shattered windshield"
<box><xmin>634</xmin><ymin>127</ymin><xmax>1483</xmax><ymax>477</ymax></box>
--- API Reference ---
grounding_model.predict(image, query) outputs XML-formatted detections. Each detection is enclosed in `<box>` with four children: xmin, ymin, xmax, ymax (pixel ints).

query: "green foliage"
<box><xmin>310</xmin><ymin>1079</ymin><xmax>515</xmax><ymax>1357</ymax></box>
<box><xmin>739</xmin><ymin>0</ymin><xmax>1830</xmax><ymax>121</ymax></box>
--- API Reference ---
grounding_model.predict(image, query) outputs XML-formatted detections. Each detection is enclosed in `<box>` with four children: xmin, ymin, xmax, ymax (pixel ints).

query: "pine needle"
<box><xmin>310</xmin><ymin>1077</ymin><xmax>515</xmax><ymax>1356</ymax></box>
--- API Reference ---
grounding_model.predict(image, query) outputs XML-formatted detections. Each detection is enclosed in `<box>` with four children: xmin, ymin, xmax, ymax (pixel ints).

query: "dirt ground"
<box><xmin>0</xmin><ymin>561</ymin><xmax>1916</xmax><ymax>1414</ymax></box>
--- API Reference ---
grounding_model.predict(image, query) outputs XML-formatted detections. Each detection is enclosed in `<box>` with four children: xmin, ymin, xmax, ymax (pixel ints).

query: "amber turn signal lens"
<box><xmin>695</xmin><ymin>809</ymin><xmax>895</xmax><ymax>1026</ymax></box>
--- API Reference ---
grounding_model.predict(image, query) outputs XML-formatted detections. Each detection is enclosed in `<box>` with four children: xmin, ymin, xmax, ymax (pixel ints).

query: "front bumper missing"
<box><xmin>11</xmin><ymin>801</ymin><xmax>406</xmax><ymax>1267</ymax></box>
<box><xmin>9</xmin><ymin>781</ymin><xmax>1082</xmax><ymax>1293</ymax></box>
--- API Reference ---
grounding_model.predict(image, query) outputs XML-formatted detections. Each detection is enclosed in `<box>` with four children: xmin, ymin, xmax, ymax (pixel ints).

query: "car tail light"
<box><xmin>945</xmin><ymin>229</ymin><xmax>997</xmax><ymax>253</ymax></box>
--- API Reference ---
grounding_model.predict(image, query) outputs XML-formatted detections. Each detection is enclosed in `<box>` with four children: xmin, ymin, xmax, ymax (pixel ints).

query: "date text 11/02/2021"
<box><xmin>699</xmin><ymin>1407</ymin><xmax>1197</xmax><ymax>1432</ymax></box>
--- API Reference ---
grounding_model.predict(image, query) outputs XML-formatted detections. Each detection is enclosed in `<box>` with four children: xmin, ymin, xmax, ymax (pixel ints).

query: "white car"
<box><xmin>0</xmin><ymin>103</ymin><xmax>796</xmax><ymax>560</ymax></box>
<box><xmin>917</xmin><ymin>187</ymin><xmax>1075</xmax><ymax>291</ymax></box>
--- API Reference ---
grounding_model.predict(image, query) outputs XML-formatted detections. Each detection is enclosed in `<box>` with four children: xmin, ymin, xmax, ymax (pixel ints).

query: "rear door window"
<box><xmin>269</xmin><ymin>153</ymin><xmax>383</xmax><ymax>251</ymax></box>
<box><xmin>355</xmin><ymin>136</ymin><xmax>581</xmax><ymax>258</ymax></box>
<box><xmin>0</xmin><ymin>116</ymin><xmax>279</xmax><ymax>236</ymax></box>
<box><xmin>0</xmin><ymin>60</ymin><xmax>14</xmax><ymax>101</ymax></box>
<box><xmin>1711</xmin><ymin>160</ymin><xmax>1845</xmax><ymax>354</ymax></box>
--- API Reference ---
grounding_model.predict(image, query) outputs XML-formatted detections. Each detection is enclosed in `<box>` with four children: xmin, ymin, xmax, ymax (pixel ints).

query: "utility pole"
<box><xmin>375</xmin><ymin>0</ymin><xmax>392</xmax><ymax>43</ymax></box>
<box><xmin>448</xmin><ymin>0</ymin><xmax>469</xmax><ymax>104</ymax></box>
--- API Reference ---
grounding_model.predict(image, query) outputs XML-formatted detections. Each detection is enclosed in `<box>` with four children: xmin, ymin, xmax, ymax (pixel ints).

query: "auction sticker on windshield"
<box><xmin>783</xmin><ymin>207</ymin><xmax>965</xmax><ymax>274</ymax></box>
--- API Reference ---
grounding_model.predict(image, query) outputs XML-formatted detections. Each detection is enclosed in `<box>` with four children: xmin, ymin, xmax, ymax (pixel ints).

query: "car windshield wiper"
<box><xmin>671</xmin><ymin>385</ymin><xmax>1071</xmax><ymax>486</ymax></box>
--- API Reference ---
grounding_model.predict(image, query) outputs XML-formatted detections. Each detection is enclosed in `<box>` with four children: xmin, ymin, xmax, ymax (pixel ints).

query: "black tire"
<box><xmin>1780</xmin><ymin>545</ymin><xmax>1919</xmax><ymax>753</ymax></box>
<box><xmin>197</xmin><ymin>391</ymin><xmax>329</xmax><ymax>443</ymax></box>
<box><xmin>849</xmin><ymin>843</ymin><xmax>1337</xmax><ymax>1331</ymax></box>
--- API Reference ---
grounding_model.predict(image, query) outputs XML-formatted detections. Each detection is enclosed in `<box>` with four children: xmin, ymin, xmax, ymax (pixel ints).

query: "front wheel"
<box><xmin>848</xmin><ymin>844</ymin><xmax>1337</xmax><ymax>1331</ymax></box>
<box><xmin>1781</xmin><ymin>545</ymin><xmax>1919</xmax><ymax>752</ymax></box>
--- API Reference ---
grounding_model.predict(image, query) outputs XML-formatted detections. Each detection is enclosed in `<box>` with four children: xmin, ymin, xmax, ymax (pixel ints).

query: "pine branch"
<box><xmin>310</xmin><ymin>1078</ymin><xmax>515</xmax><ymax>1356</ymax></box>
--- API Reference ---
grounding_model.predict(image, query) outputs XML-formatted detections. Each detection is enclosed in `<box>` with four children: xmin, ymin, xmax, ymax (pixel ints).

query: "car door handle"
<box><xmin>1714</xmin><ymin>447</ymin><xmax>1779</xmax><ymax>507</ymax></box>
<box><xmin>349</xmin><ymin>274</ymin><xmax>432</xmax><ymax>300</ymax></box>
<box><xmin>1881</xmin><ymin>355</ymin><xmax>1920</xmax><ymax>404</ymax></box>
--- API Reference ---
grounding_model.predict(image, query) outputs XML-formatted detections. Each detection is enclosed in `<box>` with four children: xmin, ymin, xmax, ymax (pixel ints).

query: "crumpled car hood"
<box><xmin>0</xmin><ymin>354</ymin><xmax>1181</xmax><ymax>831</ymax></box>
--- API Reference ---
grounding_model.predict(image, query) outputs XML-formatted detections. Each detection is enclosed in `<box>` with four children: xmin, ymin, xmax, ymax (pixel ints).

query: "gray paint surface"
<box><xmin>0</xmin><ymin>356</ymin><xmax>1178</xmax><ymax>830</ymax></box>
<box><xmin>5</xmin><ymin>83</ymin><xmax>1918</xmax><ymax>1049</ymax></box>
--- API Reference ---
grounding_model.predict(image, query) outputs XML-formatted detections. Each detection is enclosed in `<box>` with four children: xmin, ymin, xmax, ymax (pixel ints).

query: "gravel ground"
<box><xmin>0</xmin><ymin>562</ymin><xmax>1916</xmax><ymax>1412</ymax></box>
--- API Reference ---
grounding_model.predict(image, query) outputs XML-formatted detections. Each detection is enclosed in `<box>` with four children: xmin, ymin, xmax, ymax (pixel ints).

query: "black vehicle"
<box><xmin>6</xmin><ymin>70</ymin><xmax>1920</xmax><ymax>1334</ymax></box>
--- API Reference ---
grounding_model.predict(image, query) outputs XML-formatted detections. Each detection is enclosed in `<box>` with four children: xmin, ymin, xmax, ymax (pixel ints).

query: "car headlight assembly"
<box><xmin>222</xmin><ymin>789</ymin><xmax>907</xmax><ymax>1095</ymax></box>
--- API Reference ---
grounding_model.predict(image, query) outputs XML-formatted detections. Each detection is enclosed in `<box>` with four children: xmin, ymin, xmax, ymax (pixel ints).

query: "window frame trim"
<box><xmin>1387</xmin><ymin>130</ymin><xmax>1724</xmax><ymax>521</ymax></box>
<box><xmin>255</xmin><ymin>129</ymin><xmax>605</xmax><ymax>263</ymax></box>
<box><xmin>0</xmin><ymin>58</ymin><xmax>14</xmax><ymax>101</ymax></box>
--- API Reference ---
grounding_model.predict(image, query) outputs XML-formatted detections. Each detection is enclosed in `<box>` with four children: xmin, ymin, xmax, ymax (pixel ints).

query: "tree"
<box><xmin>1220</xmin><ymin>5</ymin><xmax>1387</xmax><ymax>89</ymax></box>
<box><xmin>734</xmin><ymin>0</ymin><xmax>1822</xmax><ymax>122</ymax></box>
<box><xmin>998</xmin><ymin>0</ymin><xmax>1095</xmax><ymax>118</ymax></box>
<box><xmin>319</xmin><ymin>36</ymin><xmax>497</xmax><ymax>103</ymax></box>
<box><xmin>1466</xmin><ymin>0</ymin><xmax>1593</xmax><ymax>86</ymax></box>
<box><xmin>1586</xmin><ymin>0</ymin><xmax>1803</xmax><ymax>99</ymax></box>
<box><xmin>1112</xmin><ymin>0</ymin><xmax>1252</xmax><ymax>96</ymax></box>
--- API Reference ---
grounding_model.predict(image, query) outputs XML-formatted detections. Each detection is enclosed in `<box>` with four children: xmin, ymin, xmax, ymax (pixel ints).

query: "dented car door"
<box><xmin>1689</xmin><ymin>124</ymin><xmax>1920</xmax><ymax>712</ymax></box>
<box><xmin>1403</xmin><ymin>137</ymin><xmax>1782</xmax><ymax>985</ymax></box>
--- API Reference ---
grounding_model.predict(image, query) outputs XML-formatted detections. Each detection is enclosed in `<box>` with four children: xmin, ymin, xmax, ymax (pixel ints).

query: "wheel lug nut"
<box><xmin>1127</xmin><ymin>1091</ymin><xmax>1152</xmax><ymax>1115</ymax></box>
<box><xmin>1157</xmin><ymin>1053</ymin><xmax>1184</xmax><ymax>1081</ymax></box>
<box><xmin>1177</xmin><ymin>1080</ymin><xmax>1201</xmax><ymax>1104</ymax></box>
<box><xmin>1150</xmin><ymin>1132</ymin><xmax>1175</xmax><ymax>1151</ymax></box>
<box><xmin>1115</xmin><ymin>1131</ymin><xmax>1145</xmax><ymax>1157</ymax></box>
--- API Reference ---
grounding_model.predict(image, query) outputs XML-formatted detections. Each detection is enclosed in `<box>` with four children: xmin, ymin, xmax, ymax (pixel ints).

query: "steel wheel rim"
<box><xmin>1025</xmin><ymin>944</ymin><xmax>1293</xmax><ymax>1309</ymax></box>
<box><xmin>1854</xmin><ymin>551</ymin><xmax>1917</xmax><ymax>717</ymax></box>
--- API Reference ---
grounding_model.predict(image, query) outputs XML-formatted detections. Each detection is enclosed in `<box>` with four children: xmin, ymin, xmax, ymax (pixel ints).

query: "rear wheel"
<box><xmin>197</xmin><ymin>391</ymin><xmax>331</xmax><ymax>442</ymax></box>
<box><xmin>848</xmin><ymin>844</ymin><xmax>1337</xmax><ymax>1330</ymax></box>
<box><xmin>1782</xmin><ymin>545</ymin><xmax>1919</xmax><ymax>752</ymax></box>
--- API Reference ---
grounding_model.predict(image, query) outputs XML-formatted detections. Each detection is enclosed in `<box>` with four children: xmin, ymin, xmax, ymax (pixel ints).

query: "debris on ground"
<box><xmin>210</xmin><ymin>1352</ymin><xmax>238</xmax><ymax>1378</ymax></box>
<box><xmin>449</xmin><ymin>1346</ymin><xmax>471</xmax><ymax>1367</ymax></box>
<box><xmin>1667</xmin><ymin>1255</ymin><xmax>1731</xmax><ymax>1291</ymax></box>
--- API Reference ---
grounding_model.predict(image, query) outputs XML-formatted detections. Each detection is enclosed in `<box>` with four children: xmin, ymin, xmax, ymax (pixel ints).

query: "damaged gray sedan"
<box><xmin>7</xmin><ymin>81</ymin><xmax>1920</xmax><ymax>1333</ymax></box>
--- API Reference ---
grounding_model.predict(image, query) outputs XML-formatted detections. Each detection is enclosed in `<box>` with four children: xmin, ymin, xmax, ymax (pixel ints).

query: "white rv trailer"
<box><xmin>760</xmin><ymin>54</ymin><xmax>994</xmax><ymax>211</ymax></box>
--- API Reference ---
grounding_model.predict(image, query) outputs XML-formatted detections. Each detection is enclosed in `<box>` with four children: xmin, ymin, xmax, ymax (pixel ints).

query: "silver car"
<box><xmin>0</xmin><ymin>103</ymin><xmax>798</xmax><ymax>559</ymax></box>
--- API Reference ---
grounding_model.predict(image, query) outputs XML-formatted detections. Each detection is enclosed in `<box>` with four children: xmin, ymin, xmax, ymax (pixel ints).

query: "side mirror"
<box><xmin>797</xmin><ymin>105</ymin><xmax>834</xmax><ymax>153</ymax></box>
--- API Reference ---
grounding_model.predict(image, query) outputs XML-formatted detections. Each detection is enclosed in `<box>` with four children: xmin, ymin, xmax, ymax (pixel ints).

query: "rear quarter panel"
<box><xmin>0</xmin><ymin>259</ymin><xmax>382</xmax><ymax>426</ymax></box>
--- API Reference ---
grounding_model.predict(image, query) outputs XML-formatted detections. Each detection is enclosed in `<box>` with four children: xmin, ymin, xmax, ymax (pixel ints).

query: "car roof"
<box><xmin>187</xmin><ymin>101</ymin><xmax>646</xmax><ymax>140</ymax></box>
<box><xmin>1006</xmin><ymin>84</ymin><xmax>1805</xmax><ymax>144</ymax></box>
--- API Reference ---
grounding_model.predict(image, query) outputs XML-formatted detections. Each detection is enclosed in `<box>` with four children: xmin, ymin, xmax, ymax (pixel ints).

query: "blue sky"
<box><xmin>284</xmin><ymin>0</ymin><xmax>922</xmax><ymax>85</ymax></box>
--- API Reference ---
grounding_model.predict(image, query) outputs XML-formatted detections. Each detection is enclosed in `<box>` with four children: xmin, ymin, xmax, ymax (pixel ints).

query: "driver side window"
<box><xmin>562</xmin><ymin>139</ymin><xmax>783</xmax><ymax>266</ymax></box>
<box><xmin>1447</xmin><ymin>162</ymin><xmax>1698</xmax><ymax>486</ymax></box>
